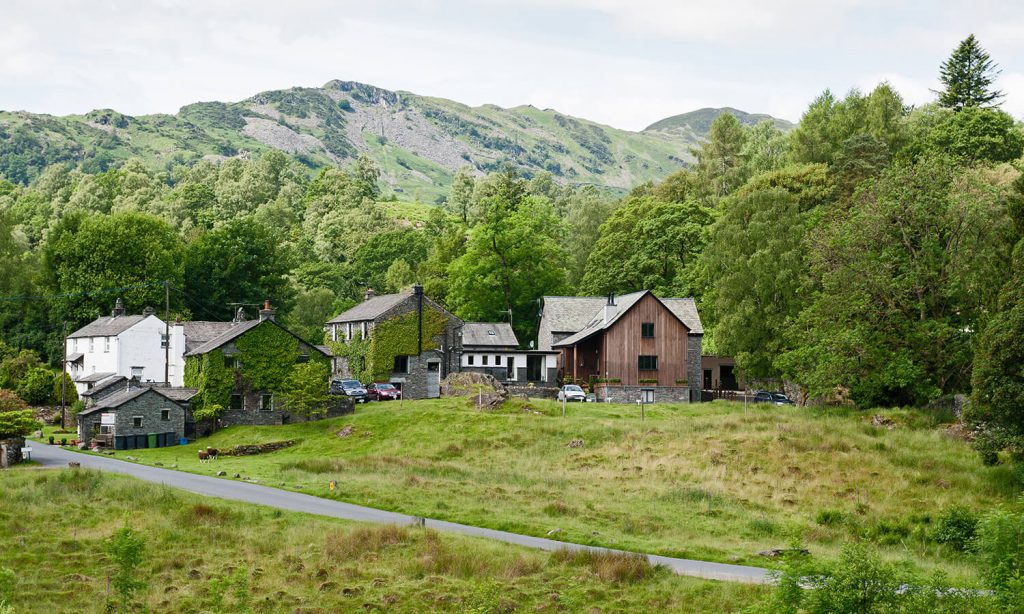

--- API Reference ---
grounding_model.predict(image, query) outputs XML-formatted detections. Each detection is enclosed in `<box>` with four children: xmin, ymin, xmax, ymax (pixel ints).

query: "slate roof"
<box><xmin>184</xmin><ymin>319</ymin><xmax>329</xmax><ymax>358</ymax></box>
<box><xmin>79</xmin><ymin>386</ymin><xmax>194</xmax><ymax>416</ymax></box>
<box><xmin>66</xmin><ymin>353</ymin><xmax>84</xmax><ymax>363</ymax></box>
<box><xmin>463</xmin><ymin>322</ymin><xmax>519</xmax><ymax>348</ymax></box>
<box><xmin>75</xmin><ymin>371</ymin><xmax>115</xmax><ymax>383</ymax></box>
<box><xmin>180</xmin><ymin>321</ymin><xmax>236</xmax><ymax>353</ymax></box>
<box><xmin>550</xmin><ymin>291</ymin><xmax>704</xmax><ymax>348</ymax></box>
<box><xmin>68</xmin><ymin>314</ymin><xmax>149</xmax><ymax>339</ymax></box>
<box><xmin>79</xmin><ymin>375</ymin><xmax>127</xmax><ymax>398</ymax></box>
<box><xmin>315</xmin><ymin>345</ymin><xmax>333</xmax><ymax>357</ymax></box>
<box><xmin>184</xmin><ymin>319</ymin><xmax>262</xmax><ymax>356</ymax></box>
<box><xmin>327</xmin><ymin>292</ymin><xmax>410</xmax><ymax>324</ymax></box>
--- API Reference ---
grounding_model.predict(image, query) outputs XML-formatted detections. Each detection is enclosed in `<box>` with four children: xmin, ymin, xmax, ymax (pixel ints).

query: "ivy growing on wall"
<box><xmin>365</xmin><ymin>309</ymin><xmax>447</xmax><ymax>382</ymax></box>
<box><xmin>185</xmin><ymin>348</ymin><xmax>233</xmax><ymax>413</ymax></box>
<box><xmin>185</xmin><ymin>322</ymin><xmax>330</xmax><ymax>414</ymax></box>
<box><xmin>329</xmin><ymin>332</ymin><xmax>370</xmax><ymax>382</ymax></box>
<box><xmin>234</xmin><ymin>323</ymin><xmax>302</xmax><ymax>391</ymax></box>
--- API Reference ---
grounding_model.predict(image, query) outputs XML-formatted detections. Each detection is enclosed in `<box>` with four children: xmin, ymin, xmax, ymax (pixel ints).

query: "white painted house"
<box><xmin>66</xmin><ymin>299</ymin><xmax>169</xmax><ymax>395</ymax></box>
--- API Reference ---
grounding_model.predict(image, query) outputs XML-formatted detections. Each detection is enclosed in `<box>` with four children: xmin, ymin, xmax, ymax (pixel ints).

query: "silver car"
<box><xmin>557</xmin><ymin>384</ymin><xmax>587</xmax><ymax>402</ymax></box>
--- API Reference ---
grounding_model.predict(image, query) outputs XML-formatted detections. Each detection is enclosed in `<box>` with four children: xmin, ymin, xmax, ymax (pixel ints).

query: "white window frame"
<box><xmin>89</xmin><ymin>338</ymin><xmax>94</xmax><ymax>352</ymax></box>
<box><xmin>259</xmin><ymin>394</ymin><xmax>274</xmax><ymax>412</ymax></box>
<box><xmin>132</xmin><ymin>416</ymin><xmax>143</xmax><ymax>428</ymax></box>
<box><xmin>160</xmin><ymin>408</ymin><xmax>170</xmax><ymax>421</ymax></box>
<box><xmin>104</xmin><ymin>337</ymin><xmax>111</xmax><ymax>353</ymax></box>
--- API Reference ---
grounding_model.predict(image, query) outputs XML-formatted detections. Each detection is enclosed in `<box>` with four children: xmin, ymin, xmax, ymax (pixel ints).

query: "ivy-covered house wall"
<box><xmin>329</xmin><ymin>294</ymin><xmax>463</xmax><ymax>399</ymax></box>
<box><xmin>185</xmin><ymin>321</ymin><xmax>350</xmax><ymax>428</ymax></box>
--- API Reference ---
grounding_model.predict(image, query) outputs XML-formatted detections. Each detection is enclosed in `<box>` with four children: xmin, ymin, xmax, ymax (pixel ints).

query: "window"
<box><xmin>394</xmin><ymin>355</ymin><xmax>409</xmax><ymax>373</ymax></box>
<box><xmin>482</xmin><ymin>355</ymin><xmax>489</xmax><ymax>366</ymax></box>
<box><xmin>229</xmin><ymin>394</ymin><xmax>243</xmax><ymax>410</ymax></box>
<box><xmin>132</xmin><ymin>416</ymin><xmax>143</xmax><ymax>428</ymax></box>
<box><xmin>89</xmin><ymin>338</ymin><xmax>94</xmax><ymax>352</ymax></box>
<box><xmin>160</xmin><ymin>333</ymin><xmax>169</xmax><ymax>349</ymax></box>
<box><xmin>160</xmin><ymin>409</ymin><xmax>170</xmax><ymax>421</ymax></box>
<box><xmin>131</xmin><ymin>366</ymin><xmax>143</xmax><ymax>379</ymax></box>
<box><xmin>260</xmin><ymin>394</ymin><xmax>273</xmax><ymax>411</ymax></box>
<box><xmin>494</xmin><ymin>355</ymin><xmax>501</xmax><ymax>366</ymax></box>
<box><xmin>104</xmin><ymin>337</ymin><xmax>110</xmax><ymax>353</ymax></box>
<box><xmin>297</xmin><ymin>354</ymin><xmax>309</xmax><ymax>364</ymax></box>
<box><xmin>224</xmin><ymin>355</ymin><xmax>239</xmax><ymax>369</ymax></box>
<box><xmin>638</xmin><ymin>355</ymin><xmax>658</xmax><ymax>370</ymax></box>
<box><xmin>71</xmin><ymin>338</ymin><xmax>77</xmax><ymax>352</ymax></box>
<box><xmin>641</xmin><ymin>322</ymin><xmax>655</xmax><ymax>338</ymax></box>
<box><xmin>641</xmin><ymin>389</ymin><xmax>655</xmax><ymax>403</ymax></box>
<box><xmin>468</xmin><ymin>355</ymin><xmax>475</xmax><ymax>366</ymax></box>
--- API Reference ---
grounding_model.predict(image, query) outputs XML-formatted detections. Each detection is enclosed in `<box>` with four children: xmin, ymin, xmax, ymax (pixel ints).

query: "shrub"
<box><xmin>976</xmin><ymin>506</ymin><xmax>1024</xmax><ymax>608</ymax></box>
<box><xmin>638</xmin><ymin>378</ymin><xmax>658</xmax><ymax>384</ymax></box>
<box><xmin>0</xmin><ymin>409</ymin><xmax>38</xmax><ymax>439</ymax></box>
<box><xmin>52</xmin><ymin>372</ymin><xmax>78</xmax><ymax>404</ymax></box>
<box><xmin>933</xmin><ymin>505</ymin><xmax>979</xmax><ymax>552</ymax></box>
<box><xmin>0</xmin><ymin>390</ymin><xmax>27</xmax><ymax>413</ymax></box>
<box><xmin>105</xmin><ymin>525</ymin><xmax>147</xmax><ymax>609</ymax></box>
<box><xmin>15</xmin><ymin>367</ymin><xmax>55</xmax><ymax>405</ymax></box>
<box><xmin>815</xmin><ymin>509</ymin><xmax>846</xmax><ymax>526</ymax></box>
<box><xmin>69</xmin><ymin>400</ymin><xmax>85</xmax><ymax>419</ymax></box>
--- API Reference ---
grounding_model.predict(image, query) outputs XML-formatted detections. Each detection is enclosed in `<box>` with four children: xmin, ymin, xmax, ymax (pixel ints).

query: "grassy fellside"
<box><xmin>105</xmin><ymin>398</ymin><xmax>1018</xmax><ymax>582</ymax></box>
<box><xmin>0</xmin><ymin>468</ymin><xmax>765</xmax><ymax>613</ymax></box>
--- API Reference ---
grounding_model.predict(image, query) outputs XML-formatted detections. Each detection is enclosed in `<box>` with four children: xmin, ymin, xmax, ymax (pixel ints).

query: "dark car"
<box><xmin>330</xmin><ymin>379</ymin><xmax>368</xmax><ymax>403</ymax></box>
<box><xmin>753</xmin><ymin>391</ymin><xmax>795</xmax><ymax>406</ymax></box>
<box><xmin>367</xmin><ymin>382</ymin><xmax>402</xmax><ymax>401</ymax></box>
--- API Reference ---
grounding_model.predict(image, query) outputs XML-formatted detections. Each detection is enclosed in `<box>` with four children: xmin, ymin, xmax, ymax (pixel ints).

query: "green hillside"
<box><xmin>643</xmin><ymin>107</ymin><xmax>794</xmax><ymax>140</ymax></box>
<box><xmin>0</xmin><ymin>81</ymin><xmax>788</xmax><ymax>202</ymax></box>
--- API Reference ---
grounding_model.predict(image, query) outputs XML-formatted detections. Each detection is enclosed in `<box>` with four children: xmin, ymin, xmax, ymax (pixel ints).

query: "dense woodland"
<box><xmin>2</xmin><ymin>36</ymin><xmax>1024</xmax><ymax>458</ymax></box>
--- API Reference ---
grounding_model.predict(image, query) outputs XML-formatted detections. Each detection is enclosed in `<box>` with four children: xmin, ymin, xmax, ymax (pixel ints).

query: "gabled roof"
<box><xmin>79</xmin><ymin>386</ymin><xmax>196</xmax><ymax>416</ymax></box>
<box><xmin>551</xmin><ymin>291</ymin><xmax>703</xmax><ymax>348</ymax></box>
<box><xmin>463</xmin><ymin>322</ymin><xmax>519</xmax><ymax>348</ymax></box>
<box><xmin>185</xmin><ymin>319</ymin><xmax>329</xmax><ymax>358</ymax></box>
<box><xmin>79</xmin><ymin>375</ymin><xmax>127</xmax><ymax>398</ymax></box>
<box><xmin>327</xmin><ymin>292</ymin><xmax>411</xmax><ymax>324</ymax></box>
<box><xmin>543</xmin><ymin>292</ymin><xmax>703</xmax><ymax>339</ymax></box>
<box><xmin>68</xmin><ymin>314</ymin><xmax>150</xmax><ymax>339</ymax></box>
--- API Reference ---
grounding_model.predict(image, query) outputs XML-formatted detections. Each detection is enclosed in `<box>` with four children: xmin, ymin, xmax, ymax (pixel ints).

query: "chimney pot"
<box><xmin>259</xmin><ymin>300</ymin><xmax>276</xmax><ymax>322</ymax></box>
<box><xmin>143</xmin><ymin>306</ymin><xmax>155</xmax><ymax>317</ymax></box>
<box><xmin>113</xmin><ymin>297</ymin><xmax>125</xmax><ymax>317</ymax></box>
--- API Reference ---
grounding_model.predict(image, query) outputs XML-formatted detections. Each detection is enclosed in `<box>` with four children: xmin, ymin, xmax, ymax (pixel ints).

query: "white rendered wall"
<box><xmin>117</xmin><ymin>316</ymin><xmax>168</xmax><ymax>383</ymax></box>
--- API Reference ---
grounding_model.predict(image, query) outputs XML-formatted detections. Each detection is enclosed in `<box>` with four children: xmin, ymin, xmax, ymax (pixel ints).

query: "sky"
<box><xmin>2</xmin><ymin>1</ymin><xmax>1023</xmax><ymax>131</ymax></box>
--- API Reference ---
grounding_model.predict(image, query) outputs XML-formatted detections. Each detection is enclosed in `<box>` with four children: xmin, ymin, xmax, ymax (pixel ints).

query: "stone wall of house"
<box><xmin>594</xmin><ymin>385</ymin><xmax>691</xmax><ymax>404</ymax></box>
<box><xmin>114</xmin><ymin>393</ymin><xmax>186</xmax><ymax>442</ymax></box>
<box><xmin>687</xmin><ymin>333</ymin><xmax>703</xmax><ymax>402</ymax></box>
<box><xmin>219</xmin><ymin>390</ymin><xmax>353</xmax><ymax>428</ymax></box>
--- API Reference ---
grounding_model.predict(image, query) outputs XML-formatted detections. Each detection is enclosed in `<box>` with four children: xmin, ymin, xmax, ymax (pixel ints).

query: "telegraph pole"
<box><xmin>60</xmin><ymin>321</ymin><xmax>67</xmax><ymax>430</ymax></box>
<box><xmin>164</xmin><ymin>280</ymin><xmax>170</xmax><ymax>385</ymax></box>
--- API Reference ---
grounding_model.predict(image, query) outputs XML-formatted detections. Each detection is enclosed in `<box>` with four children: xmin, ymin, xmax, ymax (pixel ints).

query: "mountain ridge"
<box><xmin>0</xmin><ymin>80</ymin><xmax>791</xmax><ymax>201</ymax></box>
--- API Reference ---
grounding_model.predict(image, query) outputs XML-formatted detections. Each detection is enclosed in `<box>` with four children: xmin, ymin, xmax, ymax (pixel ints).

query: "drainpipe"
<box><xmin>413</xmin><ymin>284</ymin><xmax>423</xmax><ymax>356</ymax></box>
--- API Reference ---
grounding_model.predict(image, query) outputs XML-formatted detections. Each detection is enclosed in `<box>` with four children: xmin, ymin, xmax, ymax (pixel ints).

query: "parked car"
<box><xmin>330</xmin><ymin>379</ymin><xmax>368</xmax><ymax>403</ymax></box>
<box><xmin>557</xmin><ymin>384</ymin><xmax>587</xmax><ymax>402</ymax></box>
<box><xmin>753</xmin><ymin>390</ymin><xmax>795</xmax><ymax>405</ymax></box>
<box><xmin>367</xmin><ymin>382</ymin><xmax>402</xmax><ymax>401</ymax></box>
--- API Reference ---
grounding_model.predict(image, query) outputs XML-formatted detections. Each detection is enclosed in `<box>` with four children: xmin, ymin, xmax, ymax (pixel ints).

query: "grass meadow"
<box><xmin>105</xmin><ymin>397</ymin><xmax>1021</xmax><ymax>585</ymax></box>
<box><xmin>0</xmin><ymin>467</ymin><xmax>766</xmax><ymax>613</ymax></box>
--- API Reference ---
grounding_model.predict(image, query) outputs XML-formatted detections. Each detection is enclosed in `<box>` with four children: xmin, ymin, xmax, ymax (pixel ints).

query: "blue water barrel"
<box><xmin>179</xmin><ymin>437</ymin><xmax>188</xmax><ymax>446</ymax></box>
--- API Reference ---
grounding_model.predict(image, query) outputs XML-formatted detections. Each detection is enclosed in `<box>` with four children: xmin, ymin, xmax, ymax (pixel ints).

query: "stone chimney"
<box><xmin>142</xmin><ymin>306</ymin><xmax>155</xmax><ymax>317</ymax></box>
<box><xmin>364</xmin><ymin>287</ymin><xmax>376</xmax><ymax>302</ymax></box>
<box><xmin>112</xmin><ymin>297</ymin><xmax>125</xmax><ymax>317</ymax></box>
<box><xmin>259</xmin><ymin>299</ymin><xmax>276</xmax><ymax>322</ymax></box>
<box><xmin>603</xmin><ymin>293</ymin><xmax>617</xmax><ymax>323</ymax></box>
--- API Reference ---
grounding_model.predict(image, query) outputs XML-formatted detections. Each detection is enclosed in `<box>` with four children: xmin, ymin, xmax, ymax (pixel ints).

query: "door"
<box><xmin>426</xmin><ymin>362</ymin><xmax>440</xmax><ymax>398</ymax></box>
<box><xmin>526</xmin><ymin>355</ymin><xmax>542</xmax><ymax>382</ymax></box>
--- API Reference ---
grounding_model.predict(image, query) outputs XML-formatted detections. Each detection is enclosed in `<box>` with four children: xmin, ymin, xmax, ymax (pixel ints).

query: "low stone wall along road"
<box><xmin>30</xmin><ymin>443</ymin><xmax>770</xmax><ymax>584</ymax></box>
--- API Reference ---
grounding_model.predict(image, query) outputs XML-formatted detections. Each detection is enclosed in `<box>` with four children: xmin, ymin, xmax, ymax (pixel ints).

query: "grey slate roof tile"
<box><xmin>463</xmin><ymin>322</ymin><xmax>519</xmax><ymax>348</ymax></box>
<box><xmin>68</xmin><ymin>315</ymin><xmax>149</xmax><ymax>339</ymax></box>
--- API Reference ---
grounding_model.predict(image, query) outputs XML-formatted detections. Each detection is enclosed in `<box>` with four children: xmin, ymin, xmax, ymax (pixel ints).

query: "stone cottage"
<box><xmin>185</xmin><ymin>302</ymin><xmax>347</xmax><ymax>427</ymax></box>
<box><xmin>77</xmin><ymin>385</ymin><xmax>192</xmax><ymax>448</ymax></box>
<box><xmin>326</xmin><ymin>286</ymin><xmax>463</xmax><ymax>399</ymax></box>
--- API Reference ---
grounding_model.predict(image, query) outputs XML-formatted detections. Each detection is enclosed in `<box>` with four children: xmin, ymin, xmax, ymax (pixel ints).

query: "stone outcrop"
<box><xmin>440</xmin><ymin>372</ymin><xmax>508</xmax><ymax>409</ymax></box>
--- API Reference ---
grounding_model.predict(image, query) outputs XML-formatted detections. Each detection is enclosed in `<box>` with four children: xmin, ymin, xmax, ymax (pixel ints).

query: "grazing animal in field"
<box><xmin>198</xmin><ymin>450</ymin><xmax>209</xmax><ymax>463</ymax></box>
<box><xmin>206</xmin><ymin>447</ymin><xmax>219</xmax><ymax>461</ymax></box>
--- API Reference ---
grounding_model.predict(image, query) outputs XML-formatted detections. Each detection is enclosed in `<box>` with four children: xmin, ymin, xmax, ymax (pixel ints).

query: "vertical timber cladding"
<box><xmin>601</xmin><ymin>293</ymin><xmax>689</xmax><ymax>386</ymax></box>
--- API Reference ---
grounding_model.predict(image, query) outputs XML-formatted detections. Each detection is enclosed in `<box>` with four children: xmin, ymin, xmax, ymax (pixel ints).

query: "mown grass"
<box><xmin>97</xmin><ymin>398</ymin><xmax>1020</xmax><ymax>581</ymax></box>
<box><xmin>0</xmin><ymin>467</ymin><xmax>765</xmax><ymax>613</ymax></box>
